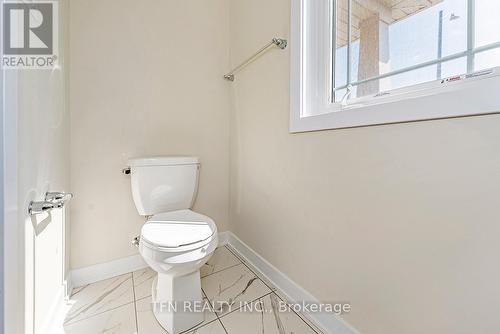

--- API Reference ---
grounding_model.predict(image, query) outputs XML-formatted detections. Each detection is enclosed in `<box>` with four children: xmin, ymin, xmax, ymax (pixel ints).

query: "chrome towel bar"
<box><xmin>28</xmin><ymin>191</ymin><xmax>73</xmax><ymax>215</ymax></box>
<box><xmin>224</xmin><ymin>37</ymin><xmax>287</xmax><ymax>82</ymax></box>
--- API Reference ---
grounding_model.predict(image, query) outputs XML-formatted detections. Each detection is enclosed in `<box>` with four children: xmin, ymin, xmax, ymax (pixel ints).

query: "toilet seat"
<box><xmin>140</xmin><ymin>209</ymin><xmax>217</xmax><ymax>251</ymax></box>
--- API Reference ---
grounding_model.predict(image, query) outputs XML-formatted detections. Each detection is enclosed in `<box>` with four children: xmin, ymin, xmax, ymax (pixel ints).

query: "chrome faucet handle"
<box><xmin>28</xmin><ymin>200</ymin><xmax>63</xmax><ymax>215</ymax></box>
<box><xmin>45</xmin><ymin>191</ymin><xmax>73</xmax><ymax>203</ymax></box>
<box><xmin>28</xmin><ymin>192</ymin><xmax>72</xmax><ymax>216</ymax></box>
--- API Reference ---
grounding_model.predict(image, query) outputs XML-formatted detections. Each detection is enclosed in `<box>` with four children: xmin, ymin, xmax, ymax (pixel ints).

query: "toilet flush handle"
<box><xmin>122</xmin><ymin>167</ymin><xmax>131</xmax><ymax>175</ymax></box>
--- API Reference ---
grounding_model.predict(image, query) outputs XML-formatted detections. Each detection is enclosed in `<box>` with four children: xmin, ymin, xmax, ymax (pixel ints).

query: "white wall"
<box><xmin>67</xmin><ymin>1</ymin><xmax>500</xmax><ymax>333</ymax></box>
<box><xmin>229</xmin><ymin>0</ymin><xmax>500</xmax><ymax>333</ymax></box>
<box><xmin>69</xmin><ymin>0</ymin><xmax>231</xmax><ymax>269</ymax></box>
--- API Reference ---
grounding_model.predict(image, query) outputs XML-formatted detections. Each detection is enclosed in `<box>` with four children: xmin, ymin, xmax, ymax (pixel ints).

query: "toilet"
<box><xmin>127</xmin><ymin>156</ymin><xmax>218</xmax><ymax>334</ymax></box>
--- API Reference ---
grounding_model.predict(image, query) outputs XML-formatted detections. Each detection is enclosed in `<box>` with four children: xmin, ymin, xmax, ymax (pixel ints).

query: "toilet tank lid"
<box><xmin>128</xmin><ymin>156</ymin><xmax>199</xmax><ymax>167</ymax></box>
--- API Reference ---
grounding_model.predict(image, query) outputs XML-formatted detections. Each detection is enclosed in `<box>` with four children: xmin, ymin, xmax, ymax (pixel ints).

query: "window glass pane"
<box><xmin>379</xmin><ymin>65</ymin><xmax>437</xmax><ymax>94</ymax></box>
<box><xmin>475</xmin><ymin>48</ymin><xmax>500</xmax><ymax>72</ymax></box>
<box><xmin>474</xmin><ymin>0</ymin><xmax>500</xmax><ymax>48</ymax></box>
<box><xmin>352</xmin><ymin>57</ymin><xmax>466</xmax><ymax>99</ymax></box>
<box><xmin>334</xmin><ymin>88</ymin><xmax>347</xmax><ymax>103</ymax></box>
<box><xmin>349</xmin><ymin>0</ymin><xmax>467</xmax><ymax>94</ymax></box>
<box><xmin>334</xmin><ymin>0</ymin><xmax>349</xmax><ymax>92</ymax></box>
<box><xmin>441</xmin><ymin>56</ymin><xmax>467</xmax><ymax>78</ymax></box>
<box><xmin>332</xmin><ymin>0</ymin><xmax>500</xmax><ymax>105</ymax></box>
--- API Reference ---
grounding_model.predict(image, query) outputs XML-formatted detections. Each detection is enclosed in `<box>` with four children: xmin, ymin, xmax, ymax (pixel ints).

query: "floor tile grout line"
<box><xmin>225</xmin><ymin>245</ymin><xmax>286</xmax><ymax>300</ymax></box>
<box><xmin>213</xmin><ymin>287</ymin><xmax>321</xmax><ymax>334</ymax></box>
<box><xmin>76</xmin><ymin>245</ymin><xmax>321</xmax><ymax>334</ymax></box>
<box><xmin>199</xmin><ymin>245</ymin><xmax>243</xmax><ymax>278</ymax></box>
<box><xmin>201</xmin><ymin>258</ymin><xmax>274</xmax><ymax>319</ymax></box>
<box><xmin>223</xmin><ymin>245</ymin><xmax>324</xmax><ymax>334</ymax></box>
<box><xmin>72</xmin><ymin>272</ymin><xmax>133</xmax><ymax>291</ymax></box>
<box><xmin>178</xmin><ymin>317</ymin><xmax>220</xmax><ymax>334</ymax></box>
<box><xmin>272</xmin><ymin>291</ymin><xmax>323</xmax><ymax>334</ymax></box>
<box><xmin>131</xmin><ymin>271</ymin><xmax>140</xmax><ymax>333</ymax></box>
<box><xmin>204</xmin><ymin>253</ymin><xmax>273</xmax><ymax>293</ymax></box>
<box><xmin>224</xmin><ymin>245</ymin><xmax>262</xmax><ymax>278</ymax></box>
<box><xmin>216</xmin><ymin>291</ymin><xmax>274</xmax><ymax>320</ymax></box>
<box><xmin>70</xmin><ymin>283</ymin><xmax>89</xmax><ymax>298</ymax></box>
<box><xmin>136</xmin><ymin>294</ymin><xmax>152</xmax><ymax>303</ymax></box>
<box><xmin>202</xmin><ymin>286</ymin><xmax>223</xmax><ymax>322</ymax></box>
<box><xmin>134</xmin><ymin>288</ymin><xmax>218</xmax><ymax>333</ymax></box>
<box><xmin>134</xmin><ymin>289</ymin><xmax>219</xmax><ymax>334</ymax></box>
<box><xmin>64</xmin><ymin>274</ymin><xmax>136</xmax><ymax>326</ymax></box>
<box><xmin>232</xmin><ymin>254</ymin><xmax>277</xmax><ymax>293</ymax></box>
<box><xmin>217</xmin><ymin>317</ymin><xmax>230</xmax><ymax>334</ymax></box>
<box><xmin>201</xmin><ymin>262</ymin><xmax>243</xmax><ymax>279</ymax></box>
<box><xmin>134</xmin><ymin>291</ymin><xmax>210</xmax><ymax>305</ymax></box>
<box><xmin>224</xmin><ymin>245</ymin><xmax>242</xmax><ymax>260</ymax></box>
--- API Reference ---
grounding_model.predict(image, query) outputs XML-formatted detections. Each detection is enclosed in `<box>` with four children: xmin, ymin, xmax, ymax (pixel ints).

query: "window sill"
<box><xmin>290</xmin><ymin>72</ymin><xmax>500</xmax><ymax>133</ymax></box>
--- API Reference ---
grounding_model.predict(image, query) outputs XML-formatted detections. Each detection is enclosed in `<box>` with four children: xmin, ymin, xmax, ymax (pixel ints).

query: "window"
<box><xmin>290</xmin><ymin>0</ymin><xmax>500</xmax><ymax>132</ymax></box>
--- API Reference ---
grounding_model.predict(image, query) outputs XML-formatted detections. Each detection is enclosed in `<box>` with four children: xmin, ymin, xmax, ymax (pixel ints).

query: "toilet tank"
<box><xmin>128</xmin><ymin>156</ymin><xmax>200</xmax><ymax>216</ymax></box>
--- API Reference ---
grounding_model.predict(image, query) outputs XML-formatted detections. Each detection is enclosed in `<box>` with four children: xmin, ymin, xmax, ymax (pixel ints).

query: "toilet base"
<box><xmin>151</xmin><ymin>270</ymin><xmax>204</xmax><ymax>334</ymax></box>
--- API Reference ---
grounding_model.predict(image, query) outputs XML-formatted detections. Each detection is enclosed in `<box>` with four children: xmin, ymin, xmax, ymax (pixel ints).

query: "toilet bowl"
<box><xmin>127</xmin><ymin>156</ymin><xmax>218</xmax><ymax>334</ymax></box>
<box><xmin>140</xmin><ymin>210</ymin><xmax>218</xmax><ymax>334</ymax></box>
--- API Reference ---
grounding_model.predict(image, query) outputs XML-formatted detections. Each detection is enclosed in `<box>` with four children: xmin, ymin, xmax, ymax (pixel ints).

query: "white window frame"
<box><xmin>290</xmin><ymin>0</ymin><xmax>500</xmax><ymax>132</ymax></box>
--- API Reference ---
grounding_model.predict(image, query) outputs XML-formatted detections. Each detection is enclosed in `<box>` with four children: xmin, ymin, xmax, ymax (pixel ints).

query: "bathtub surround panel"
<box><xmin>229</xmin><ymin>0</ymin><xmax>500</xmax><ymax>333</ymax></box>
<box><xmin>69</xmin><ymin>0</ymin><xmax>231</xmax><ymax>269</ymax></box>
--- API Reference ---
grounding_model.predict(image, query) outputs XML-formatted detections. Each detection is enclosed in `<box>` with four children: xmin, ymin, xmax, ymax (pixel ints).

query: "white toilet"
<box><xmin>127</xmin><ymin>156</ymin><xmax>218</xmax><ymax>334</ymax></box>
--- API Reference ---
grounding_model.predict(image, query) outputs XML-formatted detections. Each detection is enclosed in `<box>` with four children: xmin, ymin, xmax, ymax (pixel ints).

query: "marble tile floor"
<box><xmin>62</xmin><ymin>246</ymin><xmax>323</xmax><ymax>334</ymax></box>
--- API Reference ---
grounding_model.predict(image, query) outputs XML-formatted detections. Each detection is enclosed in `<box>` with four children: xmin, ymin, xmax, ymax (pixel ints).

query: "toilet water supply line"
<box><xmin>132</xmin><ymin>236</ymin><xmax>140</xmax><ymax>247</ymax></box>
<box><xmin>122</xmin><ymin>166</ymin><xmax>140</xmax><ymax>247</ymax></box>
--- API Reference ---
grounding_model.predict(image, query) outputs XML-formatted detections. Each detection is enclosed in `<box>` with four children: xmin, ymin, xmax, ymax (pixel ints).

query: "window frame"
<box><xmin>290</xmin><ymin>0</ymin><xmax>500</xmax><ymax>133</ymax></box>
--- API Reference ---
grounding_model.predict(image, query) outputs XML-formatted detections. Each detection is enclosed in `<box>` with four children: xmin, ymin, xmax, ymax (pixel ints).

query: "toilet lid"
<box><xmin>141</xmin><ymin>210</ymin><xmax>216</xmax><ymax>249</ymax></box>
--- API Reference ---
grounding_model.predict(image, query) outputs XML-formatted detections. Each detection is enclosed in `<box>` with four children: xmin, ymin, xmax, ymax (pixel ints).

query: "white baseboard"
<box><xmin>225</xmin><ymin>232</ymin><xmax>359</xmax><ymax>334</ymax></box>
<box><xmin>71</xmin><ymin>254</ymin><xmax>147</xmax><ymax>288</ymax></box>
